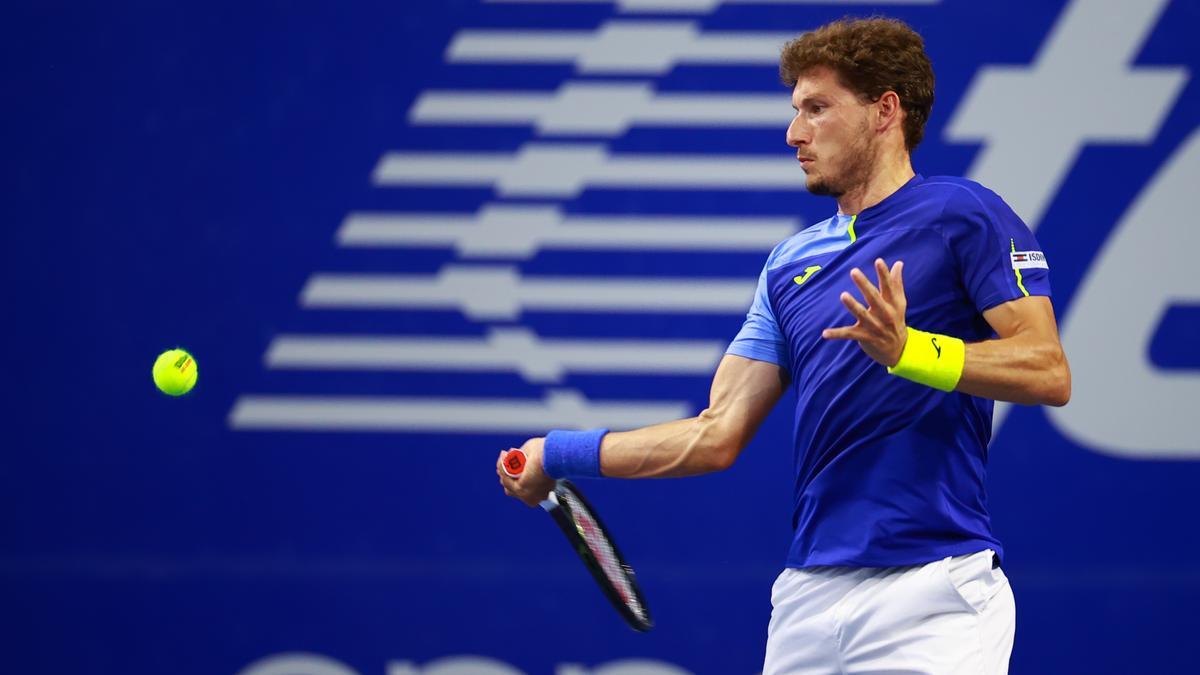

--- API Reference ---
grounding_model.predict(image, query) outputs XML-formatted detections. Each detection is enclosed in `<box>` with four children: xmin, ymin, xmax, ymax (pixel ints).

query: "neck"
<box><xmin>836</xmin><ymin>149</ymin><xmax>915</xmax><ymax>216</ymax></box>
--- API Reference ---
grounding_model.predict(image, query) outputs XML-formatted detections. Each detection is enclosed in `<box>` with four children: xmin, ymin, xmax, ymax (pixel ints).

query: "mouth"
<box><xmin>798</xmin><ymin>157</ymin><xmax>815</xmax><ymax>168</ymax></box>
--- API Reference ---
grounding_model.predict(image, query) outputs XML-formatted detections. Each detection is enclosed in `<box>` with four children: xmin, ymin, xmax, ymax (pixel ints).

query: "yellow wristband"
<box><xmin>887</xmin><ymin>326</ymin><xmax>965</xmax><ymax>392</ymax></box>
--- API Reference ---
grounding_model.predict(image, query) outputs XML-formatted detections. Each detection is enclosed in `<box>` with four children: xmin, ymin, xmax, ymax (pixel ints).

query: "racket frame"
<box><xmin>541</xmin><ymin>480</ymin><xmax>654</xmax><ymax>632</ymax></box>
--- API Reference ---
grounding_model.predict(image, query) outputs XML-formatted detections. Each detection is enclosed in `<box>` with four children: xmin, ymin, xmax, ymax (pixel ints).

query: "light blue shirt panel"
<box><xmin>725</xmin><ymin>262</ymin><xmax>788</xmax><ymax>367</ymax></box>
<box><xmin>726</xmin><ymin>215</ymin><xmax>857</xmax><ymax>369</ymax></box>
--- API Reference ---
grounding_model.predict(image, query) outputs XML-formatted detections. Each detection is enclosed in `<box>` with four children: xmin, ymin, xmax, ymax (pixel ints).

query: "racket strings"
<box><xmin>562</xmin><ymin>491</ymin><xmax>647</xmax><ymax>622</ymax></box>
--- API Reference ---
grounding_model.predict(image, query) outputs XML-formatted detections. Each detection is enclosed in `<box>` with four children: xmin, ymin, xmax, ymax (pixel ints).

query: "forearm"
<box><xmin>600</xmin><ymin>411</ymin><xmax>738</xmax><ymax>479</ymax></box>
<box><xmin>524</xmin><ymin>356</ymin><xmax>783</xmax><ymax>486</ymax></box>
<box><xmin>958</xmin><ymin>333</ymin><xmax>1070</xmax><ymax>406</ymax></box>
<box><xmin>884</xmin><ymin>297</ymin><xmax>1070</xmax><ymax>406</ymax></box>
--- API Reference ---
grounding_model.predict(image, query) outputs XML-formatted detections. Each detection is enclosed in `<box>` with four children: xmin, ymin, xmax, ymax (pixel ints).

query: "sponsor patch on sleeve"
<box><xmin>1011</xmin><ymin>250</ymin><xmax>1049</xmax><ymax>270</ymax></box>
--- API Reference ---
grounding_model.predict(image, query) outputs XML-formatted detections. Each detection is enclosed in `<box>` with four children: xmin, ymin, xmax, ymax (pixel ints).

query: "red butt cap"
<box><xmin>502</xmin><ymin>449</ymin><xmax>527</xmax><ymax>478</ymax></box>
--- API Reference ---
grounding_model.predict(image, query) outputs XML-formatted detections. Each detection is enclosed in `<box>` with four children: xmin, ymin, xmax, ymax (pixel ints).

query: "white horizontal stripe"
<box><xmin>266</xmin><ymin>328</ymin><xmax>725</xmax><ymax>384</ymax></box>
<box><xmin>410</xmin><ymin>82</ymin><xmax>788</xmax><ymax>135</ymax></box>
<box><xmin>300</xmin><ymin>265</ymin><xmax>756</xmax><ymax>319</ymax></box>
<box><xmin>228</xmin><ymin>390</ymin><xmax>693</xmax><ymax>433</ymax></box>
<box><xmin>372</xmin><ymin>143</ymin><xmax>800</xmax><ymax>197</ymax></box>
<box><xmin>448</xmin><ymin>21</ymin><xmax>794</xmax><ymax>74</ymax></box>
<box><xmin>337</xmin><ymin>203</ymin><xmax>798</xmax><ymax>258</ymax></box>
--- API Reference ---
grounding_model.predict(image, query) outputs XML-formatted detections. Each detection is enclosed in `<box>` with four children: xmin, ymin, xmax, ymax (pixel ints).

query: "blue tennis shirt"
<box><xmin>728</xmin><ymin>174</ymin><xmax>1051</xmax><ymax>569</ymax></box>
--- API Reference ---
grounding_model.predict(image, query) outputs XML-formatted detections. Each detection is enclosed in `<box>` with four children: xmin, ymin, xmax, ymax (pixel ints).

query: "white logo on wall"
<box><xmin>228</xmin><ymin>0</ymin><xmax>1198</xmax><ymax>457</ymax></box>
<box><xmin>946</xmin><ymin>0</ymin><xmax>1193</xmax><ymax>455</ymax></box>
<box><xmin>228</xmin><ymin>8</ymin><xmax>841</xmax><ymax>434</ymax></box>
<box><xmin>1049</xmin><ymin>127</ymin><xmax>1200</xmax><ymax>458</ymax></box>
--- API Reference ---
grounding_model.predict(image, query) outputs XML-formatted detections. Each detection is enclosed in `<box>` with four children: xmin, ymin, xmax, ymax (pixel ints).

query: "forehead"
<box><xmin>790</xmin><ymin>66</ymin><xmax>855</xmax><ymax>105</ymax></box>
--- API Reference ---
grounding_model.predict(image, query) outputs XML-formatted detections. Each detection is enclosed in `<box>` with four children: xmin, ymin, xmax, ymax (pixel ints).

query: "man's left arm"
<box><xmin>960</xmin><ymin>294</ymin><xmax>1070</xmax><ymax>406</ymax></box>
<box><xmin>823</xmin><ymin>258</ymin><xmax>1071</xmax><ymax>407</ymax></box>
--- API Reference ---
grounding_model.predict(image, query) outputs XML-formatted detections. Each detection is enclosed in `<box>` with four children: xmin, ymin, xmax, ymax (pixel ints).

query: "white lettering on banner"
<box><xmin>238</xmin><ymin>652</ymin><xmax>362</xmax><ymax>675</ymax></box>
<box><xmin>1048</xmin><ymin>128</ymin><xmax>1200</xmax><ymax>458</ymax></box>
<box><xmin>389</xmin><ymin>656</ymin><xmax>525</xmax><ymax>675</ymax></box>
<box><xmin>557</xmin><ymin>660</ymin><xmax>694</xmax><ymax>675</ymax></box>
<box><xmin>239</xmin><ymin>653</ymin><xmax>697</xmax><ymax>675</ymax></box>
<box><xmin>950</xmin><ymin>0</ymin><xmax>1188</xmax><ymax>438</ymax></box>
<box><xmin>947</xmin><ymin>0</ymin><xmax>1186</xmax><ymax>229</ymax></box>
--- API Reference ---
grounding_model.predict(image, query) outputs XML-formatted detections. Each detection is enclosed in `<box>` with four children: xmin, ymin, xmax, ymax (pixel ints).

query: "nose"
<box><xmin>786</xmin><ymin>113</ymin><xmax>809</xmax><ymax>149</ymax></box>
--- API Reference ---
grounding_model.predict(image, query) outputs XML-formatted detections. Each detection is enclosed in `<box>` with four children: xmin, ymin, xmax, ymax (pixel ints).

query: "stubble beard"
<box><xmin>806</xmin><ymin>173</ymin><xmax>839</xmax><ymax>197</ymax></box>
<box><xmin>804</xmin><ymin>123</ymin><xmax>878</xmax><ymax>199</ymax></box>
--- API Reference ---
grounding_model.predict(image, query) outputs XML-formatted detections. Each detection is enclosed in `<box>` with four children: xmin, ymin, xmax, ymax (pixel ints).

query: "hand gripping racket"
<box><xmin>503</xmin><ymin>449</ymin><xmax>654</xmax><ymax>632</ymax></box>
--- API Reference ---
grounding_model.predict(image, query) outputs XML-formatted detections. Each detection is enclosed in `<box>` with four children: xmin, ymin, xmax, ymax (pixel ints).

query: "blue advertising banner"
<box><xmin>4</xmin><ymin>1</ymin><xmax>1199</xmax><ymax>673</ymax></box>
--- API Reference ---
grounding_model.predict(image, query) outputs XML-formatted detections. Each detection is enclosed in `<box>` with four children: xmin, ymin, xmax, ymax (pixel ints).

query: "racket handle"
<box><xmin>502</xmin><ymin>449</ymin><xmax>527</xmax><ymax>478</ymax></box>
<box><xmin>503</xmin><ymin>449</ymin><xmax>558</xmax><ymax>511</ymax></box>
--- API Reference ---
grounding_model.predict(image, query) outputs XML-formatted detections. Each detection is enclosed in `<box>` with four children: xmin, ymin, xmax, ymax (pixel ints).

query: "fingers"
<box><xmin>498</xmin><ymin>447</ymin><xmax>543</xmax><ymax>507</ymax></box>
<box><xmin>850</xmin><ymin>267</ymin><xmax>886</xmax><ymax>314</ymax></box>
<box><xmin>839</xmin><ymin>291</ymin><xmax>870</xmax><ymax>323</ymax></box>
<box><xmin>497</xmin><ymin>450</ymin><xmax>516</xmax><ymax>488</ymax></box>
<box><xmin>825</xmin><ymin>260</ymin><xmax>902</xmax><ymax>341</ymax></box>
<box><xmin>821</xmin><ymin>325</ymin><xmax>861</xmax><ymax>340</ymax></box>
<box><xmin>824</xmin><ymin>260</ymin><xmax>907</xmax><ymax>362</ymax></box>
<box><xmin>874</xmin><ymin>258</ymin><xmax>893</xmax><ymax>304</ymax></box>
<box><xmin>848</xmin><ymin>260</ymin><xmax>905</xmax><ymax>322</ymax></box>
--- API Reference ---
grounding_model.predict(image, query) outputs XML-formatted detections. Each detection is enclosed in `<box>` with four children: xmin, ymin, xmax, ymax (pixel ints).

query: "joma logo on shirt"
<box><xmin>793</xmin><ymin>265</ymin><xmax>822</xmax><ymax>286</ymax></box>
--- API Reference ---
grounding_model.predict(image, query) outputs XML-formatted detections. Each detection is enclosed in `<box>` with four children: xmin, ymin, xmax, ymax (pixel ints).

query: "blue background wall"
<box><xmin>4</xmin><ymin>1</ymin><xmax>1199</xmax><ymax>673</ymax></box>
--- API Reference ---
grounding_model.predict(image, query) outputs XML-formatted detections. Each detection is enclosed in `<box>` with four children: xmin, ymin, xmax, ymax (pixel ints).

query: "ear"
<box><xmin>874</xmin><ymin>91</ymin><xmax>903</xmax><ymax>134</ymax></box>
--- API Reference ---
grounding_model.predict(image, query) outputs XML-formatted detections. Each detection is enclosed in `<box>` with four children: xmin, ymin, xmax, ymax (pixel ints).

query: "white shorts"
<box><xmin>763</xmin><ymin>549</ymin><xmax>1015</xmax><ymax>675</ymax></box>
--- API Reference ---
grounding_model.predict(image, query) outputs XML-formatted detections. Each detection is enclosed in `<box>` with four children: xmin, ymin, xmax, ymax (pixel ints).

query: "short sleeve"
<box><xmin>941</xmin><ymin>184</ymin><xmax>1052</xmax><ymax>313</ymax></box>
<box><xmin>726</xmin><ymin>253</ymin><xmax>790</xmax><ymax>368</ymax></box>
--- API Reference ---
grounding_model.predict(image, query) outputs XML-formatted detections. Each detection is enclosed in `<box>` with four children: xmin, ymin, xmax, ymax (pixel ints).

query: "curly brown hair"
<box><xmin>780</xmin><ymin>17</ymin><xmax>934</xmax><ymax>152</ymax></box>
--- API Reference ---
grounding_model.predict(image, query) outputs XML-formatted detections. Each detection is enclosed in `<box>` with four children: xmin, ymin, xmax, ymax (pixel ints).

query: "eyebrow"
<box><xmin>792</xmin><ymin>96</ymin><xmax>827</xmax><ymax>111</ymax></box>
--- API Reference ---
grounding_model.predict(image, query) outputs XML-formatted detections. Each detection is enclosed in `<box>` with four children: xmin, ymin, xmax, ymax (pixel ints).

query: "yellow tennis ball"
<box><xmin>153</xmin><ymin>348</ymin><xmax>198</xmax><ymax>396</ymax></box>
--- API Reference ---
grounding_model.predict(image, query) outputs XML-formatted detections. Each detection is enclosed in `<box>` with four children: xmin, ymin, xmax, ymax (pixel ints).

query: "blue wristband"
<box><xmin>542</xmin><ymin>428</ymin><xmax>608</xmax><ymax>479</ymax></box>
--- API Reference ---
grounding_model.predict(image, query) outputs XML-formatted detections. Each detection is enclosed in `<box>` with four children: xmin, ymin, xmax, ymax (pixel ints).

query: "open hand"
<box><xmin>821</xmin><ymin>258</ymin><xmax>908</xmax><ymax>367</ymax></box>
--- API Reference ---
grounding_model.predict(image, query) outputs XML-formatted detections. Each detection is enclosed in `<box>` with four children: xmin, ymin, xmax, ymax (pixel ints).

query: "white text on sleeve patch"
<box><xmin>1011</xmin><ymin>250</ymin><xmax>1049</xmax><ymax>270</ymax></box>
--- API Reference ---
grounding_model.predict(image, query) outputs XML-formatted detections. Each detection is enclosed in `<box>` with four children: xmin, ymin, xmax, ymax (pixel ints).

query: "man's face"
<box><xmin>787</xmin><ymin>66</ymin><xmax>878</xmax><ymax>197</ymax></box>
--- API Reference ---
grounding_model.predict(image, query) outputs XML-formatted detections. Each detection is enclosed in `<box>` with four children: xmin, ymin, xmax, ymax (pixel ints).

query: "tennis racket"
<box><xmin>503</xmin><ymin>449</ymin><xmax>653</xmax><ymax>632</ymax></box>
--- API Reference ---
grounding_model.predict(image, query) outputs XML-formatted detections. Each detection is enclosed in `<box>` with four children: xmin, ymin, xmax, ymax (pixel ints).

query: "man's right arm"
<box><xmin>497</xmin><ymin>354</ymin><xmax>787</xmax><ymax>506</ymax></box>
<box><xmin>499</xmin><ymin>245</ymin><xmax>790</xmax><ymax>506</ymax></box>
<box><xmin>600</xmin><ymin>354</ymin><xmax>788</xmax><ymax>477</ymax></box>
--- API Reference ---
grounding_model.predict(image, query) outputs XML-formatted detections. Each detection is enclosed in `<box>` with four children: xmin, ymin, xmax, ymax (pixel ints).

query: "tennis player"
<box><xmin>498</xmin><ymin>16</ymin><xmax>1069</xmax><ymax>674</ymax></box>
